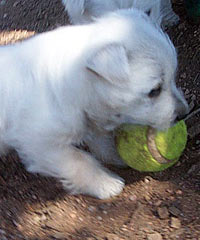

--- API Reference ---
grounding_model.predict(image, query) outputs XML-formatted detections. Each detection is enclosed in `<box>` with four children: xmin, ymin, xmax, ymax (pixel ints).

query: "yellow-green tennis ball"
<box><xmin>115</xmin><ymin>121</ymin><xmax>187</xmax><ymax>172</ymax></box>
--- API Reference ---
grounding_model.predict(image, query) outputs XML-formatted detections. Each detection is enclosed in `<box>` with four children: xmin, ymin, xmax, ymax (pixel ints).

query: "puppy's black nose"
<box><xmin>175</xmin><ymin>113</ymin><xmax>187</xmax><ymax>122</ymax></box>
<box><xmin>174</xmin><ymin>97</ymin><xmax>189</xmax><ymax>123</ymax></box>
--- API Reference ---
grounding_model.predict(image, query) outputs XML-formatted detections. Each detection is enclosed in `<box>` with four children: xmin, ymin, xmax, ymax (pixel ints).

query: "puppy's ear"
<box><xmin>143</xmin><ymin>0</ymin><xmax>162</xmax><ymax>26</ymax></box>
<box><xmin>86</xmin><ymin>44</ymin><xmax>130</xmax><ymax>86</ymax></box>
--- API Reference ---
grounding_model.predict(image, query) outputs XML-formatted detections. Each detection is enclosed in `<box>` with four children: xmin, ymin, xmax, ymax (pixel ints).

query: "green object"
<box><xmin>115</xmin><ymin>121</ymin><xmax>187</xmax><ymax>172</ymax></box>
<box><xmin>184</xmin><ymin>0</ymin><xmax>200</xmax><ymax>23</ymax></box>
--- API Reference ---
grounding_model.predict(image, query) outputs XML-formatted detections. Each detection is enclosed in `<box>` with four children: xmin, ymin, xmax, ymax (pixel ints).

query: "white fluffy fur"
<box><xmin>62</xmin><ymin>0</ymin><xmax>179</xmax><ymax>27</ymax></box>
<box><xmin>0</xmin><ymin>9</ymin><xmax>188</xmax><ymax>199</ymax></box>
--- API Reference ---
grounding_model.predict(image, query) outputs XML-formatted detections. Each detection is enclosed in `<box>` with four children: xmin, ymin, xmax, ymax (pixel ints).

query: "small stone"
<box><xmin>98</xmin><ymin>203</ymin><xmax>111</xmax><ymax>211</ymax></box>
<box><xmin>33</xmin><ymin>215</ymin><xmax>41</xmax><ymax>223</ymax></box>
<box><xmin>144</xmin><ymin>176</ymin><xmax>152</xmax><ymax>183</ymax></box>
<box><xmin>166</xmin><ymin>189</ymin><xmax>173</xmax><ymax>194</ymax></box>
<box><xmin>105</xmin><ymin>233</ymin><xmax>122</xmax><ymax>240</ymax></box>
<box><xmin>144</xmin><ymin>194</ymin><xmax>151</xmax><ymax>201</ymax></box>
<box><xmin>154</xmin><ymin>200</ymin><xmax>162</xmax><ymax>207</ymax></box>
<box><xmin>169</xmin><ymin>196</ymin><xmax>175</xmax><ymax>201</ymax></box>
<box><xmin>169</xmin><ymin>229</ymin><xmax>184</xmax><ymax>238</ymax></box>
<box><xmin>170</xmin><ymin>217</ymin><xmax>181</xmax><ymax>229</ymax></box>
<box><xmin>184</xmin><ymin>89</ymin><xmax>190</xmax><ymax>95</ymax></box>
<box><xmin>0</xmin><ymin>229</ymin><xmax>6</xmax><ymax>235</ymax></box>
<box><xmin>13</xmin><ymin>1</ymin><xmax>19</xmax><ymax>7</ymax></box>
<box><xmin>157</xmin><ymin>207</ymin><xmax>169</xmax><ymax>219</ymax></box>
<box><xmin>176</xmin><ymin>190</ymin><xmax>183</xmax><ymax>195</ymax></box>
<box><xmin>121</xmin><ymin>227</ymin><xmax>128</xmax><ymax>232</ymax></box>
<box><xmin>97</xmin><ymin>216</ymin><xmax>102</xmax><ymax>221</ymax></box>
<box><xmin>75</xmin><ymin>198</ymin><xmax>81</xmax><ymax>203</ymax></box>
<box><xmin>32</xmin><ymin>195</ymin><xmax>37</xmax><ymax>199</ymax></box>
<box><xmin>88</xmin><ymin>206</ymin><xmax>96</xmax><ymax>212</ymax></box>
<box><xmin>141</xmin><ymin>224</ymin><xmax>154</xmax><ymax>233</ymax></box>
<box><xmin>147</xmin><ymin>232</ymin><xmax>163</xmax><ymax>240</ymax></box>
<box><xmin>40</xmin><ymin>214</ymin><xmax>47</xmax><ymax>221</ymax></box>
<box><xmin>69</xmin><ymin>213</ymin><xmax>76</xmax><ymax>219</ymax></box>
<box><xmin>168</xmin><ymin>206</ymin><xmax>181</xmax><ymax>217</ymax></box>
<box><xmin>12</xmin><ymin>220</ymin><xmax>20</xmax><ymax>227</ymax></box>
<box><xmin>196</xmin><ymin>140</ymin><xmax>200</xmax><ymax>145</ymax></box>
<box><xmin>191</xmin><ymin>94</ymin><xmax>196</xmax><ymax>101</ymax></box>
<box><xmin>129</xmin><ymin>194</ymin><xmax>137</xmax><ymax>201</ymax></box>
<box><xmin>180</xmin><ymin>73</ymin><xmax>186</xmax><ymax>79</ymax></box>
<box><xmin>52</xmin><ymin>232</ymin><xmax>67</xmax><ymax>239</ymax></box>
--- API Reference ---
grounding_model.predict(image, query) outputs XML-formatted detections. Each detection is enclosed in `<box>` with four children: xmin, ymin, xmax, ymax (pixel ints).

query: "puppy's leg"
<box><xmin>160</xmin><ymin>0</ymin><xmax>179</xmax><ymax>28</ymax></box>
<box><xmin>84</xmin><ymin>131</ymin><xmax>127</xmax><ymax>167</ymax></box>
<box><xmin>21</xmin><ymin>144</ymin><xmax>124</xmax><ymax>199</ymax></box>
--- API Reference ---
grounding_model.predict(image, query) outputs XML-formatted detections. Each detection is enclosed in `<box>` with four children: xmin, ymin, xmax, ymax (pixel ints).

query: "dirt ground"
<box><xmin>0</xmin><ymin>0</ymin><xmax>199</xmax><ymax>239</ymax></box>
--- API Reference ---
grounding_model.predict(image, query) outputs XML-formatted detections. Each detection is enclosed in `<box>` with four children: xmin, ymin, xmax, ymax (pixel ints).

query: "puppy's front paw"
<box><xmin>92</xmin><ymin>171</ymin><xmax>125</xmax><ymax>199</ymax></box>
<box><xmin>61</xmin><ymin>169</ymin><xmax>125</xmax><ymax>199</ymax></box>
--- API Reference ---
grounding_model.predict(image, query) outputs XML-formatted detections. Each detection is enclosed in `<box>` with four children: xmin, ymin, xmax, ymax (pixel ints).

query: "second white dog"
<box><xmin>0</xmin><ymin>9</ymin><xmax>188</xmax><ymax>199</ymax></box>
<box><xmin>62</xmin><ymin>0</ymin><xmax>180</xmax><ymax>27</ymax></box>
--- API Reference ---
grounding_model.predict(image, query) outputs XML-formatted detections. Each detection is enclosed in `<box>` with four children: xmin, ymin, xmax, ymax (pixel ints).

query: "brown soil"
<box><xmin>0</xmin><ymin>0</ymin><xmax>199</xmax><ymax>239</ymax></box>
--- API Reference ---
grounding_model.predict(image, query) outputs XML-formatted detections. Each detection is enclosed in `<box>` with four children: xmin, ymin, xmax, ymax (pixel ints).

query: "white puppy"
<box><xmin>62</xmin><ymin>0</ymin><xmax>179</xmax><ymax>27</ymax></box>
<box><xmin>0</xmin><ymin>9</ymin><xmax>188</xmax><ymax>199</ymax></box>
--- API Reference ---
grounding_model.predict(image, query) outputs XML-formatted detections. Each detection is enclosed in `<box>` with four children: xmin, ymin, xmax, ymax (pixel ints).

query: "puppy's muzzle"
<box><xmin>172</xmin><ymin>87</ymin><xmax>189</xmax><ymax>124</ymax></box>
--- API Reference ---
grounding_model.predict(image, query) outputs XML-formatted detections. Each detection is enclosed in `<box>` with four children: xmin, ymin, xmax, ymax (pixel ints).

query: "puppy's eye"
<box><xmin>148</xmin><ymin>85</ymin><xmax>162</xmax><ymax>98</ymax></box>
<box><xmin>145</xmin><ymin>10</ymin><xmax>151</xmax><ymax>16</ymax></box>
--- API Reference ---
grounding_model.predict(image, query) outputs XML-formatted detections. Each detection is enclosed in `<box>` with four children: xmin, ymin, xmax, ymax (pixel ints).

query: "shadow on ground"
<box><xmin>0</xmin><ymin>0</ymin><xmax>69</xmax><ymax>33</ymax></box>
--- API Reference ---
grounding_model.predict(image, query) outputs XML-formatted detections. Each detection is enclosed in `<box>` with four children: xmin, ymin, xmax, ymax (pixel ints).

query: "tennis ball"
<box><xmin>115</xmin><ymin>121</ymin><xmax>187</xmax><ymax>172</ymax></box>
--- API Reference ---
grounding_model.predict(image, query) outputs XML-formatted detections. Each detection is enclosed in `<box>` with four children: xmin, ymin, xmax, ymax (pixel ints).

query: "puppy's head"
<box><xmin>85</xmin><ymin>9</ymin><xmax>188</xmax><ymax>131</ymax></box>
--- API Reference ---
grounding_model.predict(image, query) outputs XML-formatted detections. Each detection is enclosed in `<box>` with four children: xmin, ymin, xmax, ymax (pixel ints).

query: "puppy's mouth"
<box><xmin>143</xmin><ymin>119</ymin><xmax>173</xmax><ymax>131</ymax></box>
<box><xmin>119</xmin><ymin>115</ymin><xmax>148</xmax><ymax>126</ymax></box>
